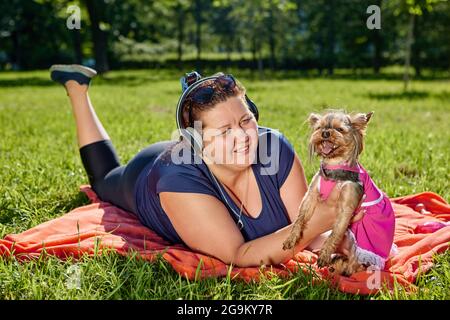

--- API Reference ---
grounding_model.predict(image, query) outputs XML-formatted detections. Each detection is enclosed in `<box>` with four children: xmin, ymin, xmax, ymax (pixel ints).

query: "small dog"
<box><xmin>283</xmin><ymin>110</ymin><xmax>396</xmax><ymax>276</ymax></box>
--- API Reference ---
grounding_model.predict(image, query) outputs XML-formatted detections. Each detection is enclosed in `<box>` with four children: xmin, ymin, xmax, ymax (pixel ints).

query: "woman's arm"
<box><xmin>160</xmin><ymin>192</ymin><xmax>246</xmax><ymax>262</ymax></box>
<box><xmin>232</xmin><ymin>208</ymin><xmax>335</xmax><ymax>267</ymax></box>
<box><xmin>160</xmin><ymin>191</ymin><xmax>337</xmax><ymax>267</ymax></box>
<box><xmin>280</xmin><ymin>153</ymin><xmax>308</xmax><ymax>223</ymax></box>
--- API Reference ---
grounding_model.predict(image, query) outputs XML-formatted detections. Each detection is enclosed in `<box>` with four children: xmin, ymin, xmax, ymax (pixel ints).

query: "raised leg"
<box><xmin>65</xmin><ymin>81</ymin><xmax>110</xmax><ymax>148</ymax></box>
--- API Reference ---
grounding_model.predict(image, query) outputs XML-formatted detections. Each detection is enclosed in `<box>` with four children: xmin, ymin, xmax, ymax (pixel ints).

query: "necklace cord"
<box><xmin>212</xmin><ymin>166</ymin><xmax>251</xmax><ymax>228</ymax></box>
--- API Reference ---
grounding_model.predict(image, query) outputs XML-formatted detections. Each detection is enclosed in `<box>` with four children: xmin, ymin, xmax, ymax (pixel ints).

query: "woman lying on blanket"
<box><xmin>49</xmin><ymin>65</ymin><xmax>363</xmax><ymax>267</ymax></box>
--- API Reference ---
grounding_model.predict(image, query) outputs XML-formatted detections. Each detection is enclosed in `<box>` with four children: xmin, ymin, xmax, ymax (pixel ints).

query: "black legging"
<box><xmin>79</xmin><ymin>139</ymin><xmax>174</xmax><ymax>214</ymax></box>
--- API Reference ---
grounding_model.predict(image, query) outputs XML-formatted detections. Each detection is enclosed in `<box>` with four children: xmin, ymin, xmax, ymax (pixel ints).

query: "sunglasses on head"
<box><xmin>185</xmin><ymin>74</ymin><xmax>237</xmax><ymax>127</ymax></box>
<box><xmin>189</xmin><ymin>74</ymin><xmax>236</xmax><ymax>105</ymax></box>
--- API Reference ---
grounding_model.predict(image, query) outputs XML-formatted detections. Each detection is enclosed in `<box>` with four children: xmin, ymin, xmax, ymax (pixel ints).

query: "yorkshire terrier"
<box><xmin>283</xmin><ymin>110</ymin><xmax>396</xmax><ymax>276</ymax></box>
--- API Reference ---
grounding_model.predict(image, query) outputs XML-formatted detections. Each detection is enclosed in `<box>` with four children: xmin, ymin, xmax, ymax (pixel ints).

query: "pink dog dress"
<box><xmin>317</xmin><ymin>162</ymin><xmax>396</xmax><ymax>269</ymax></box>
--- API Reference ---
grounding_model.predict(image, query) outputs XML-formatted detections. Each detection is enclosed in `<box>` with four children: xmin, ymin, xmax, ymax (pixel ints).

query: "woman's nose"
<box><xmin>234</xmin><ymin>127</ymin><xmax>248</xmax><ymax>138</ymax></box>
<box><xmin>234</xmin><ymin>128</ymin><xmax>249</xmax><ymax>143</ymax></box>
<box><xmin>322</xmin><ymin>130</ymin><xmax>330</xmax><ymax>139</ymax></box>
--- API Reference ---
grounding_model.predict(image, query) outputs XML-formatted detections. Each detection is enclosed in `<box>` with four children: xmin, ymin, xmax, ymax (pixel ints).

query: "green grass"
<box><xmin>0</xmin><ymin>69</ymin><xmax>449</xmax><ymax>300</ymax></box>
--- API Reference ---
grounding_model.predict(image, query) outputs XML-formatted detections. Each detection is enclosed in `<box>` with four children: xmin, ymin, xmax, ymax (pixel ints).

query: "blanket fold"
<box><xmin>1</xmin><ymin>185</ymin><xmax>449</xmax><ymax>295</ymax></box>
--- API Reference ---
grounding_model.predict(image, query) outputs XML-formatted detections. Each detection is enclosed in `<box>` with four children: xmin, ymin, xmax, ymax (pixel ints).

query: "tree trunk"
<box><xmin>252</xmin><ymin>37</ymin><xmax>257</xmax><ymax>70</ymax></box>
<box><xmin>226</xmin><ymin>41</ymin><xmax>232</xmax><ymax>68</ymax></box>
<box><xmin>403</xmin><ymin>14</ymin><xmax>415</xmax><ymax>91</ymax></box>
<box><xmin>84</xmin><ymin>0</ymin><xmax>109</xmax><ymax>73</ymax></box>
<box><xmin>373</xmin><ymin>29</ymin><xmax>382</xmax><ymax>74</ymax></box>
<box><xmin>194</xmin><ymin>0</ymin><xmax>203</xmax><ymax>69</ymax></box>
<box><xmin>326</xmin><ymin>0</ymin><xmax>336</xmax><ymax>75</ymax></box>
<box><xmin>176</xmin><ymin>5</ymin><xmax>184</xmax><ymax>68</ymax></box>
<box><xmin>258</xmin><ymin>51</ymin><xmax>264</xmax><ymax>79</ymax></box>
<box><xmin>72</xmin><ymin>29</ymin><xmax>83</xmax><ymax>64</ymax></box>
<box><xmin>317</xmin><ymin>38</ymin><xmax>324</xmax><ymax>75</ymax></box>
<box><xmin>11</xmin><ymin>30</ymin><xmax>22</xmax><ymax>70</ymax></box>
<box><xmin>412</xmin><ymin>13</ymin><xmax>422</xmax><ymax>78</ymax></box>
<box><xmin>268</xmin><ymin>1</ymin><xmax>276</xmax><ymax>70</ymax></box>
<box><xmin>372</xmin><ymin>0</ymin><xmax>383</xmax><ymax>74</ymax></box>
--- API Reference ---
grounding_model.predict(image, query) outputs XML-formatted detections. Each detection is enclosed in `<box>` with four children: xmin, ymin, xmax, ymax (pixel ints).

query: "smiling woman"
<box><xmin>49</xmin><ymin>64</ymin><xmax>346</xmax><ymax>268</ymax></box>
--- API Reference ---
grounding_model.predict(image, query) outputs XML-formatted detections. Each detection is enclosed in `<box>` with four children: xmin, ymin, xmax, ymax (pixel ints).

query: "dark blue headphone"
<box><xmin>175</xmin><ymin>71</ymin><xmax>259</xmax><ymax>156</ymax></box>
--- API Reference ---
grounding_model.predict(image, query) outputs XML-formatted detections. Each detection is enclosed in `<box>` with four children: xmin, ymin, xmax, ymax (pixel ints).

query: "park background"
<box><xmin>0</xmin><ymin>0</ymin><xmax>449</xmax><ymax>299</ymax></box>
<box><xmin>1</xmin><ymin>0</ymin><xmax>450</xmax><ymax>77</ymax></box>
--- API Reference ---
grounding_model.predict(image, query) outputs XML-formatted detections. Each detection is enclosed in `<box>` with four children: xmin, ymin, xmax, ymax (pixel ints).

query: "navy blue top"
<box><xmin>134</xmin><ymin>126</ymin><xmax>296</xmax><ymax>244</ymax></box>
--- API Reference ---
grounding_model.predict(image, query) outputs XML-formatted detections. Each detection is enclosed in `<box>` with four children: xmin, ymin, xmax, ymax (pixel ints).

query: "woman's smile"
<box><xmin>234</xmin><ymin>144</ymin><xmax>249</xmax><ymax>154</ymax></box>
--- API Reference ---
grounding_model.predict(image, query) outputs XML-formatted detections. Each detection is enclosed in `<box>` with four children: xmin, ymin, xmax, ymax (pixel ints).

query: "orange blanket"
<box><xmin>1</xmin><ymin>185</ymin><xmax>449</xmax><ymax>295</ymax></box>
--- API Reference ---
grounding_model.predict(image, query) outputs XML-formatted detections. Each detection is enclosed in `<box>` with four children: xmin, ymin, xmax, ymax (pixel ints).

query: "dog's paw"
<box><xmin>329</xmin><ymin>255</ymin><xmax>350</xmax><ymax>276</ymax></box>
<box><xmin>317</xmin><ymin>252</ymin><xmax>332</xmax><ymax>268</ymax></box>
<box><xmin>282</xmin><ymin>236</ymin><xmax>298</xmax><ymax>250</ymax></box>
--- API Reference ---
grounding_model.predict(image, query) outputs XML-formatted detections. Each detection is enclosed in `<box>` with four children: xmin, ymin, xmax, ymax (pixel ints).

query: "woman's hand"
<box><xmin>351</xmin><ymin>209</ymin><xmax>366</xmax><ymax>223</ymax></box>
<box><xmin>350</xmin><ymin>194</ymin><xmax>367</xmax><ymax>223</ymax></box>
<box><xmin>160</xmin><ymin>190</ymin><xmax>339</xmax><ymax>267</ymax></box>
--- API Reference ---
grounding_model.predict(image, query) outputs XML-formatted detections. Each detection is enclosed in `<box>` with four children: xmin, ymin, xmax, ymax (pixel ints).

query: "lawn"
<box><xmin>0</xmin><ymin>69</ymin><xmax>449</xmax><ymax>299</ymax></box>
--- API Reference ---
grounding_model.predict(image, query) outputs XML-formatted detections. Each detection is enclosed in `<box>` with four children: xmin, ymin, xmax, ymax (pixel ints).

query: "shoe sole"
<box><xmin>49</xmin><ymin>64</ymin><xmax>97</xmax><ymax>78</ymax></box>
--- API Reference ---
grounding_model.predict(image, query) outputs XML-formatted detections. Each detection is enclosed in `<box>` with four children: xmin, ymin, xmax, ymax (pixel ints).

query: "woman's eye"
<box><xmin>220</xmin><ymin>128</ymin><xmax>231</xmax><ymax>135</ymax></box>
<box><xmin>241</xmin><ymin>118</ymin><xmax>252</xmax><ymax>125</ymax></box>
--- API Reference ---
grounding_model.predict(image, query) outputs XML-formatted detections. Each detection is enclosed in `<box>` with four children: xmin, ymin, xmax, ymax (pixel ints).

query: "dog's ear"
<box><xmin>308</xmin><ymin>113</ymin><xmax>321</xmax><ymax>128</ymax></box>
<box><xmin>350</xmin><ymin>112</ymin><xmax>373</xmax><ymax>130</ymax></box>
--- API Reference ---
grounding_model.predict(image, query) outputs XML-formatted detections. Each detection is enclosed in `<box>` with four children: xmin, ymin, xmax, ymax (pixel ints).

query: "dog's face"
<box><xmin>308</xmin><ymin>110</ymin><xmax>373</xmax><ymax>165</ymax></box>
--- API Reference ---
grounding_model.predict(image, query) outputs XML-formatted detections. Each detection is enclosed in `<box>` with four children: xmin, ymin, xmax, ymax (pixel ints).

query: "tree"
<box><xmin>211</xmin><ymin>0</ymin><xmax>236</xmax><ymax>66</ymax></box>
<box><xmin>389</xmin><ymin>0</ymin><xmax>442</xmax><ymax>90</ymax></box>
<box><xmin>192</xmin><ymin>0</ymin><xmax>210</xmax><ymax>69</ymax></box>
<box><xmin>83</xmin><ymin>0</ymin><xmax>109</xmax><ymax>73</ymax></box>
<box><xmin>231</xmin><ymin>0</ymin><xmax>267</xmax><ymax>72</ymax></box>
<box><xmin>0</xmin><ymin>0</ymin><xmax>24</xmax><ymax>69</ymax></box>
<box><xmin>0</xmin><ymin>0</ymin><xmax>75</xmax><ymax>69</ymax></box>
<box><xmin>174</xmin><ymin>0</ymin><xmax>190</xmax><ymax>66</ymax></box>
<box><xmin>1</xmin><ymin>0</ymin><xmax>449</xmax><ymax>73</ymax></box>
<box><xmin>371</xmin><ymin>0</ymin><xmax>384</xmax><ymax>74</ymax></box>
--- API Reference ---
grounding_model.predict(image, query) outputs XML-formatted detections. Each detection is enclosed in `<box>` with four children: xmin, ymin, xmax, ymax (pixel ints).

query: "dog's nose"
<box><xmin>322</xmin><ymin>130</ymin><xmax>330</xmax><ymax>139</ymax></box>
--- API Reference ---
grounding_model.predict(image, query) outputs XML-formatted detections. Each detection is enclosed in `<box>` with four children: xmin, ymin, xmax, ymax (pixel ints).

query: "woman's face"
<box><xmin>200</xmin><ymin>95</ymin><xmax>258</xmax><ymax>169</ymax></box>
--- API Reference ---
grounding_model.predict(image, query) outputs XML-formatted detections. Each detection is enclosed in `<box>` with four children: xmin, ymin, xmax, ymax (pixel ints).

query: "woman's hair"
<box><xmin>181</xmin><ymin>72</ymin><xmax>246</xmax><ymax>129</ymax></box>
<box><xmin>160</xmin><ymin>73</ymin><xmax>247</xmax><ymax>162</ymax></box>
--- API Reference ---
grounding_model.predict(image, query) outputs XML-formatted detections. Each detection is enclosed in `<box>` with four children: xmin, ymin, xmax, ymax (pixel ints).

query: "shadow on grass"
<box><xmin>56</xmin><ymin>191</ymin><xmax>91</xmax><ymax>214</ymax></box>
<box><xmin>0</xmin><ymin>74</ymin><xmax>177</xmax><ymax>88</ymax></box>
<box><xmin>0</xmin><ymin>77</ymin><xmax>54</xmax><ymax>87</ymax></box>
<box><xmin>1</xmin><ymin>68</ymin><xmax>449</xmax><ymax>88</ymax></box>
<box><xmin>0</xmin><ymin>191</ymin><xmax>89</xmax><ymax>229</ymax></box>
<box><xmin>366</xmin><ymin>90</ymin><xmax>450</xmax><ymax>101</ymax></box>
<box><xmin>366</xmin><ymin>90</ymin><xmax>430</xmax><ymax>100</ymax></box>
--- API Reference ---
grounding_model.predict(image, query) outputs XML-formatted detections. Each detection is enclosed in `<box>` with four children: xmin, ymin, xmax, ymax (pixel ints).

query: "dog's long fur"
<box><xmin>283</xmin><ymin>110</ymin><xmax>373</xmax><ymax>276</ymax></box>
